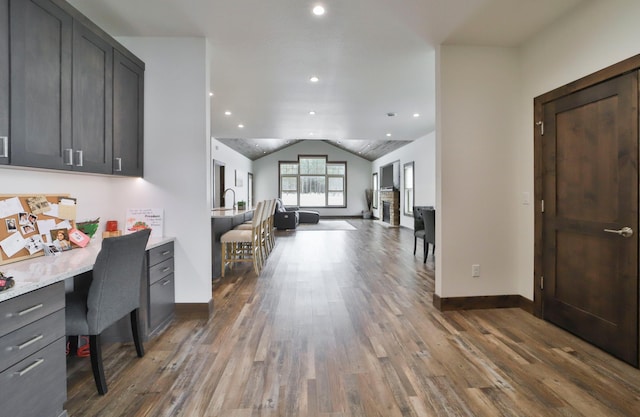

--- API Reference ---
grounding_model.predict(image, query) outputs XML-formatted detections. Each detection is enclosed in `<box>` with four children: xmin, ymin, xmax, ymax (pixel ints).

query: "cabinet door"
<box><xmin>10</xmin><ymin>0</ymin><xmax>72</xmax><ymax>170</ymax></box>
<box><xmin>0</xmin><ymin>0</ymin><xmax>8</xmax><ymax>165</ymax></box>
<box><xmin>72</xmin><ymin>20</ymin><xmax>113</xmax><ymax>174</ymax></box>
<box><xmin>113</xmin><ymin>49</ymin><xmax>144</xmax><ymax>177</ymax></box>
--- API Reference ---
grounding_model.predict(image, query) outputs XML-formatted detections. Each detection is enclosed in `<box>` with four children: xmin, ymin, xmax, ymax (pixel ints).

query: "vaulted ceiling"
<box><xmin>69</xmin><ymin>0</ymin><xmax>584</xmax><ymax>160</ymax></box>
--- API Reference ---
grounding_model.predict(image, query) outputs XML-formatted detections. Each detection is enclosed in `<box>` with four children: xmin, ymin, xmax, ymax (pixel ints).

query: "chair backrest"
<box><xmin>423</xmin><ymin>207</ymin><xmax>435</xmax><ymax>242</ymax></box>
<box><xmin>413</xmin><ymin>205</ymin><xmax>431</xmax><ymax>231</ymax></box>
<box><xmin>86</xmin><ymin>229</ymin><xmax>152</xmax><ymax>334</ymax></box>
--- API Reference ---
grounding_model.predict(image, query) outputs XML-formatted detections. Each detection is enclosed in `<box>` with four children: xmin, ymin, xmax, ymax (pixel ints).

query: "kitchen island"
<box><xmin>211</xmin><ymin>207</ymin><xmax>254</xmax><ymax>279</ymax></box>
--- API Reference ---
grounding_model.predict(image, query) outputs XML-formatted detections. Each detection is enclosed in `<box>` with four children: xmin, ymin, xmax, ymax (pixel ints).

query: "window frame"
<box><xmin>278</xmin><ymin>155</ymin><xmax>347</xmax><ymax>208</ymax></box>
<box><xmin>403</xmin><ymin>161</ymin><xmax>414</xmax><ymax>216</ymax></box>
<box><xmin>372</xmin><ymin>172</ymin><xmax>378</xmax><ymax>209</ymax></box>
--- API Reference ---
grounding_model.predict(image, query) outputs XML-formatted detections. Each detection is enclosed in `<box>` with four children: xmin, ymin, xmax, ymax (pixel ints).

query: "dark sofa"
<box><xmin>274</xmin><ymin>199</ymin><xmax>320</xmax><ymax>230</ymax></box>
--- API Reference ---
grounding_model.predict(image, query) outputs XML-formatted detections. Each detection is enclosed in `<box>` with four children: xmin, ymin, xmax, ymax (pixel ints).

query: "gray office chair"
<box><xmin>66</xmin><ymin>229</ymin><xmax>151</xmax><ymax>395</ymax></box>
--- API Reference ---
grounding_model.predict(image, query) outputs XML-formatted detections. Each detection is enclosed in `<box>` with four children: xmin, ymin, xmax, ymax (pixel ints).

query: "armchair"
<box><xmin>274</xmin><ymin>199</ymin><xmax>299</xmax><ymax>230</ymax></box>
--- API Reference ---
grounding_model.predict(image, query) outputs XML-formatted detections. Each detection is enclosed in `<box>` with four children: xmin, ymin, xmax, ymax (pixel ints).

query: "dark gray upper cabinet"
<box><xmin>5</xmin><ymin>0</ymin><xmax>144</xmax><ymax>176</ymax></box>
<box><xmin>113</xmin><ymin>49</ymin><xmax>144</xmax><ymax>177</ymax></box>
<box><xmin>0</xmin><ymin>0</ymin><xmax>8</xmax><ymax>165</ymax></box>
<box><xmin>72</xmin><ymin>20</ymin><xmax>113</xmax><ymax>174</ymax></box>
<box><xmin>10</xmin><ymin>0</ymin><xmax>72</xmax><ymax>170</ymax></box>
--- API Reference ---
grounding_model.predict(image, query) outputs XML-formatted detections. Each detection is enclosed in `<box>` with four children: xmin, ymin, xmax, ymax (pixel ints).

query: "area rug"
<box><xmin>296</xmin><ymin>220</ymin><xmax>357</xmax><ymax>231</ymax></box>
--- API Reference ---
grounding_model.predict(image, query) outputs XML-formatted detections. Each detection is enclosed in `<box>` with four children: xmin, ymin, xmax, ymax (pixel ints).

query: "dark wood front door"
<box><xmin>541</xmin><ymin>71</ymin><xmax>639</xmax><ymax>366</ymax></box>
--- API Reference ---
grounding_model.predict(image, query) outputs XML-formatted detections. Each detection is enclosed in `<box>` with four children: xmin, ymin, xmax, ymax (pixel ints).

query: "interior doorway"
<box><xmin>534</xmin><ymin>58</ymin><xmax>640</xmax><ymax>367</ymax></box>
<box><xmin>212</xmin><ymin>160</ymin><xmax>226</xmax><ymax>209</ymax></box>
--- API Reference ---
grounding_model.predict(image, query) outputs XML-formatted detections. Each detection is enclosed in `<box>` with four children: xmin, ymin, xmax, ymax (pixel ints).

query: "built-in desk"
<box><xmin>0</xmin><ymin>236</ymin><xmax>175</xmax><ymax>417</ymax></box>
<box><xmin>211</xmin><ymin>208</ymin><xmax>254</xmax><ymax>278</ymax></box>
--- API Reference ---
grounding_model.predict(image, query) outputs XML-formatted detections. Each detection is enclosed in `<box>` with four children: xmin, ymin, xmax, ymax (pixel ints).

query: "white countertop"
<box><xmin>211</xmin><ymin>207</ymin><xmax>254</xmax><ymax>218</ymax></box>
<box><xmin>0</xmin><ymin>236</ymin><xmax>175</xmax><ymax>302</ymax></box>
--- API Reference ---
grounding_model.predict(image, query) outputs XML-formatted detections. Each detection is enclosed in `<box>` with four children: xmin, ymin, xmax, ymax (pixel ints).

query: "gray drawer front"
<box><xmin>0</xmin><ymin>337</ymin><xmax>66</xmax><ymax>417</ymax></box>
<box><xmin>0</xmin><ymin>309</ymin><xmax>64</xmax><ymax>373</ymax></box>
<box><xmin>149</xmin><ymin>273</ymin><xmax>174</xmax><ymax>332</ymax></box>
<box><xmin>149</xmin><ymin>257</ymin><xmax>174</xmax><ymax>285</ymax></box>
<box><xmin>148</xmin><ymin>242</ymin><xmax>173</xmax><ymax>267</ymax></box>
<box><xmin>0</xmin><ymin>282</ymin><xmax>65</xmax><ymax>337</ymax></box>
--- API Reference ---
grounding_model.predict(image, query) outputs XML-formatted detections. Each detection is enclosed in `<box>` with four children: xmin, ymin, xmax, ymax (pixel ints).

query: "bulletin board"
<box><xmin>0</xmin><ymin>194</ymin><xmax>77</xmax><ymax>265</ymax></box>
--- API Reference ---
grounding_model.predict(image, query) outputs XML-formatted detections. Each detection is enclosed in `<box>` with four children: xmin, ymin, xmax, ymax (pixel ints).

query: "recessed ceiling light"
<box><xmin>309</xmin><ymin>111</ymin><xmax>316</xmax><ymax>115</ymax></box>
<box><xmin>309</xmin><ymin>76</ymin><xmax>319</xmax><ymax>83</ymax></box>
<box><xmin>413</xmin><ymin>113</ymin><xmax>420</xmax><ymax>118</ymax></box>
<box><xmin>386</xmin><ymin>133</ymin><xmax>392</xmax><ymax>137</ymax></box>
<box><xmin>312</xmin><ymin>5</ymin><xmax>325</xmax><ymax>16</ymax></box>
<box><xmin>224</xmin><ymin>111</ymin><xmax>232</xmax><ymax>116</ymax></box>
<box><xmin>209</xmin><ymin>92</ymin><xmax>214</xmax><ymax>97</ymax></box>
<box><xmin>309</xmin><ymin>132</ymin><xmax>314</xmax><ymax>136</ymax></box>
<box><xmin>238</xmin><ymin>124</ymin><xmax>244</xmax><ymax>128</ymax></box>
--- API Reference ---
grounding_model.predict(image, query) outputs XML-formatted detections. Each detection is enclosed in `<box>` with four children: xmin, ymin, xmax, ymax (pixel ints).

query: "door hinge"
<box><xmin>541</xmin><ymin>200</ymin><xmax>545</xmax><ymax>213</ymax></box>
<box><xmin>536</xmin><ymin>121</ymin><xmax>544</xmax><ymax>135</ymax></box>
<box><xmin>540</xmin><ymin>276</ymin><xmax>544</xmax><ymax>290</ymax></box>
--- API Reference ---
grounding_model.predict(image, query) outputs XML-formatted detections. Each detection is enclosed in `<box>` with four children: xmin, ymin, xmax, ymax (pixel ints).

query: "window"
<box><xmin>279</xmin><ymin>156</ymin><xmax>346</xmax><ymax>207</ymax></box>
<box><xmin>404</xmin><ymin>162</ymin><xmax>414</xmax><ymax>216</ymax></box>
<box><xmin>372</xmin><ymin>172</ymin><xmax>378</xmax><ymax>209</ymax></box>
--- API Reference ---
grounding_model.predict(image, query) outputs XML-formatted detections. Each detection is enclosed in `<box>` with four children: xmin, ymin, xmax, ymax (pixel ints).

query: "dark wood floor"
<box><xmin>66</xmin><ymin>219</ymin><xmax>640</xmax><ymax>416</ymax></box>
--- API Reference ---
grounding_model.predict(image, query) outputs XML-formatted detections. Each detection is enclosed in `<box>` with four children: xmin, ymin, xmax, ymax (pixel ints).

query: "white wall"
<box><xmin>211</xmin><ymin>138</ymin><xmax>253</xmax><ymax>208</ymax></box>
<box><xmin>437</xmin><ymin>45</ymin><xmax>520</xmax><ymax>297</ymax></box>
<box><xmin>0</xmin><ymin>167</ymin><xmax>129</xmax><ymax>223</ymax></box>
<box><xmin>252</xmin><ymin>140</ymin><xmax>371</xmax><ymax>216</ymax></box>
<box><xmin>116</xmin><ymin>37</ymin><xmax>212</xmax><ymax>305</ymax></box>
<box><xmin>437</xmin><ymin>0</ymin><xmax>640</xmax><ymax>300</ymax></box>
<box><xmin>513</xmin><ymin>0</ymin><xmax>640</xmax><ymax>298</ymax></box>
<box><xmin>372</xmin><ymin>132</ymin><xmax>435</xmax><ymax>228</ymax></box>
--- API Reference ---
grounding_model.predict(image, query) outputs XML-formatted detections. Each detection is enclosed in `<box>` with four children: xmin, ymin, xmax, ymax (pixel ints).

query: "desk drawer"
<box><xmin>149</xmin><ymin>273</ymin><xmax>175</xmax><ymax>332</ymax></box>
<box><xmin>148</xmin><ymin>242</ymin><xmax>174</xmax><ymax>267</ymax></box>
<box><xmin>0</xmin><ymin>337</ymin><xmax>66</xmax><ymax>417</ymax></box>
<box><xmin>149</xmin><ymin>257</ymin><xmax>174</xmax><ymax>285</ymax></box>
<box><xmin>0</xmin><ymin>282</ymin><xmax>65</xmax><ymax>338</ymax></box>
<box><xmin>0</xmin><ymin>309</ymin><xmax>64</xmax><ymax>373</ymax></box>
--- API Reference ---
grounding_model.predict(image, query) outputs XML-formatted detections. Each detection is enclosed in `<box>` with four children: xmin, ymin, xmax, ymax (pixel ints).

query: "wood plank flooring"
<box><xmin>66</xmin><ymin>219</ymin><xmax>640</xmax><ymax>416</ymax></box>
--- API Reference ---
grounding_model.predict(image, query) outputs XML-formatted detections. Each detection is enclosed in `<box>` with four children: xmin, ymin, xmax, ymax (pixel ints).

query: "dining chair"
<box><xmin>65</xmin><ymin>228</ymin><xmax>151</xmax><ymax>395</ymax></box>
<box><xmin>413</xmin><ymin>206</ymin><xmax>434</xmax><ymax>263</ymax></box>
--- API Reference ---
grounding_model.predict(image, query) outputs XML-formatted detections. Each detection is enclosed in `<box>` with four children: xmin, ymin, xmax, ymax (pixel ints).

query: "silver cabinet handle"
<box><xmin>0</xmin><ymin>136</ymin><xmax>7</xmax><ymax>158</ymax></box>
<box><xmin>17</xmin><ymin>334</ymin><xmax>44</xmax><ymax>350</ymax></box>
<box><xmin>75</xmin><ymin>149</ymin><xmax>83</xmax><ymax>167</ymax></box>
<box><xmin>15</xmin><ymin>358</ymin><xmax>44</xmax><ymax>377</ymax></box>
<box><xmin>161</xmin><ymin>267</ymin><xmax>171</xmax><ymax>273</ymax></box>
<box><xmin>114</xmin><ymin>157</ymin><xmax>122</xmax><ymax>172</ymax></box>
<box><xmin>161</xmin><ymin>279</ymin><xmax>171</xmax><ymax>286</ymax></box>
<box><xmin>17</xmin><ymin>303</ymin><xmax>43</xmax><ymax>316</ymax></box>
<box><xmin>64</xmin><ymin>148</ymin><xmax>74</xmax><ymax>165</ymax></box>
<box><xmin>161</xmin><ymin>251</ymin><xmax>171</xmax><ymax>256</ymax></box>
<box><xmin>604</xmin><ymin>227</ymin><xmax>633</xmax><ymax>238</ymax></box>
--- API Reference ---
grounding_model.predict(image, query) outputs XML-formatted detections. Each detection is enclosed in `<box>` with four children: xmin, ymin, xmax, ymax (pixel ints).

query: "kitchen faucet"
<box><xmin>223</xmin><ymin>188</ymin><xmax>236</xmax><ymax>209</ymax></box>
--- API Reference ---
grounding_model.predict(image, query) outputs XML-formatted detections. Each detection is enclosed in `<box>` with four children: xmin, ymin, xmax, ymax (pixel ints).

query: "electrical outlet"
<box><xmin>472</xmin><ymin>264</ymin><xmax>480</xmax><ymax>278</ymax></box>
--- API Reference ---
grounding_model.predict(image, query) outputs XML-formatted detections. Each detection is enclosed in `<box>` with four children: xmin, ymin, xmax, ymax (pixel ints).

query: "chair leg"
<box><xmin>89</xmin><ymin>334</ymin><xmax>108</xmax><ymax>395</ymax></box>
<box><xmin>413</xmin><ymin>237</ymin><xmax>417</xmax><ymax>255</ymax></box>
<box><xmin>68</xmin><ymin>335</ymin><xmax>79</xmax><ymax>356</ymax></box>
<box><xmin>221</xmin><ymin>243</ymin><xmax>226</xmax><ymax>277</ymax></box>
<box><xmin>423</xmin><ymin>242</ymin><xmax>427</xmax><ymax>263</ymax></box>
<box><xmin>130</xmin><ymin>309</ymin><xmax>145</xmax><ymax>357</ymax></box>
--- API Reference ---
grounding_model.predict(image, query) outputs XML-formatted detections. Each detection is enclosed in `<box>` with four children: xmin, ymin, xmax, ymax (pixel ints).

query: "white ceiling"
<box><xmin>68</xmin><ymin>0</ymin><xmax>584</xmax><ymax>160</ymax></box>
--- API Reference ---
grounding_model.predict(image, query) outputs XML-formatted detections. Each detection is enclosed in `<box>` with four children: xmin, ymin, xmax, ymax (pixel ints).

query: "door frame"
<box><xmin>533</xmin><ymin>55</ymin><xmax>640</xmax><ymax>343</ymax></box>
